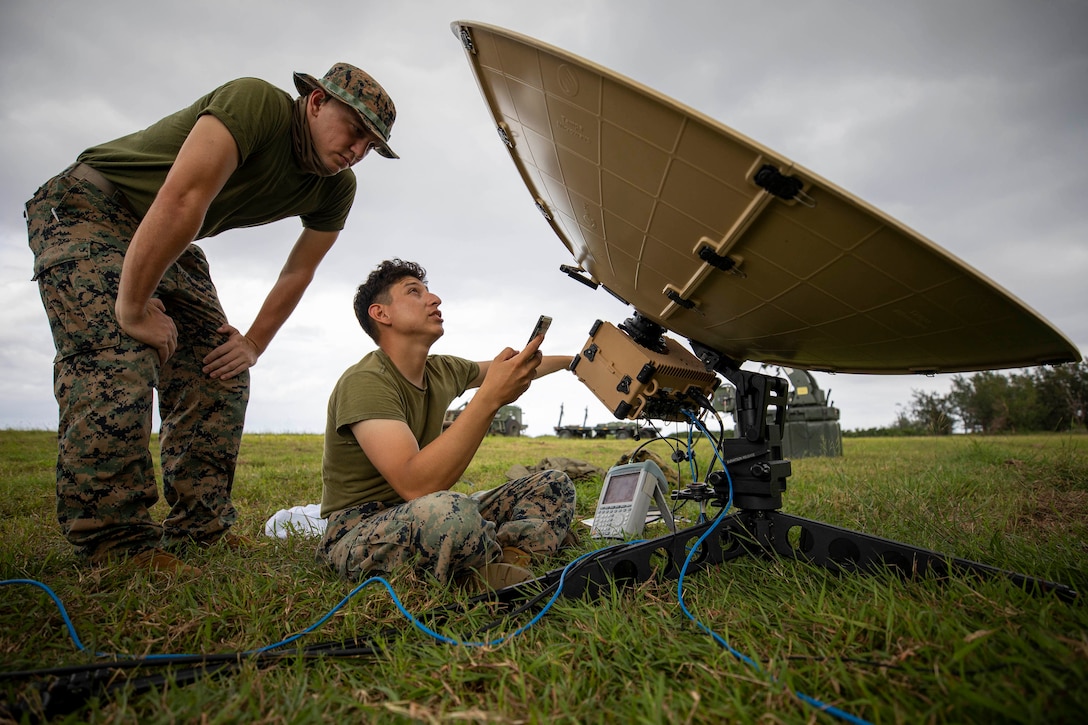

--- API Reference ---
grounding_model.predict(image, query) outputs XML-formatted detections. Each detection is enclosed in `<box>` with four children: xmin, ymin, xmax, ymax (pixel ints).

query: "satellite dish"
<box><xmin>452</xmin><ymin>20</ymin><xmax>1079</xmax><ymax>374</ymax></box>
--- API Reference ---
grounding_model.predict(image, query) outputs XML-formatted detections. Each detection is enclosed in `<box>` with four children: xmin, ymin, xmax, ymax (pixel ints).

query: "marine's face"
<box><xmin>375</xmin><ymin>277</ymin><xmax>444</xmax><ymax>341</ymax></box>
<box><xmin>308</xmin><ymin>91</ymin><xmax>380</xmax><ymax>173</ymax></box>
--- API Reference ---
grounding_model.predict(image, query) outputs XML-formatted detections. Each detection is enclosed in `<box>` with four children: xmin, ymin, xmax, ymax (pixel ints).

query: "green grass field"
<box><xmin>2</xmin><ymin>430</ymin><xmax>1087</xmax><ymax>723</ymax></box>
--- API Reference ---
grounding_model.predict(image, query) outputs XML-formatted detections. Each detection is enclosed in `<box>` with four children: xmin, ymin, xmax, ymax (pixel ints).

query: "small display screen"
<box><xmin>602</xmin><ymin>471</ymin><xmax>641</xmax><ymax>504</ymax></box>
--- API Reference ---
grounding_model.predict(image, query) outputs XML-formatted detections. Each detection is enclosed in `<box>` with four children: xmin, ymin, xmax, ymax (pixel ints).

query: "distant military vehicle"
<box><xmin>713</xmin><ymin>367</ymin><xmax>842</xmax><ymax>458</ymax></box>
<box><xmin>553</xmin><ymin>404</ymin><xmax>594</xmax><ymax>438</ymax></box>
<box><xmin>554</xmin><ymin>404</ymin><xmax>657</xmax><ymax>439</ymax></box>
<box><xmin>778</xmin><ymin>368</ymin><xmax>843</xmax><ymax>458</ymax></box>
<box><xmin>591</xmin><ymin>420</ymin><xmax>658</xmax><ymax>440</ymax></box>
<box><xmin>443</xmin><ymin>404</ymin><xmax>528</xmax><ymax>437</ymax></box>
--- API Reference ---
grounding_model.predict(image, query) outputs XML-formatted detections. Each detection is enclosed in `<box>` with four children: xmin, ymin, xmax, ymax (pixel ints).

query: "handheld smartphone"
<box><xmin>528</xmin><ymin>315</ymin><xmax>552</xmax><ymax>345</ymax></box>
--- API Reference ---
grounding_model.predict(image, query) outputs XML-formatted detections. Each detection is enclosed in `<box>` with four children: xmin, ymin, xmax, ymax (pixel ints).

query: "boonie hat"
<box><xmin>294</xmin><ymin>63</ymin><xmax>399</xmax><ymax>159</ymax></box>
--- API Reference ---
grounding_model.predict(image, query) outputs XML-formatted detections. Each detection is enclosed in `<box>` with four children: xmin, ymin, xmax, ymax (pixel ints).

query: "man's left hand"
<box><xmin>202</xmin><ymin>324</ymin><xmax>260</xmax><ymax>380</ymax></box>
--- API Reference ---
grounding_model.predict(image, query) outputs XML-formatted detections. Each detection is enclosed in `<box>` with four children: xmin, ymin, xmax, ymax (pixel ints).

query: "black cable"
<box><xmin>690</xmin><ymin>391</ymin><xmax>728</xmax><ymax>460</ymax></box>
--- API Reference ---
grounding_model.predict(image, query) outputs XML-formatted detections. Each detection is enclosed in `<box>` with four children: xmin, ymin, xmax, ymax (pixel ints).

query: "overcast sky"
<box><xmin>2</xmin><ymin>0</ymin><xmax>1085</xmax><ymax>439</ymax></box>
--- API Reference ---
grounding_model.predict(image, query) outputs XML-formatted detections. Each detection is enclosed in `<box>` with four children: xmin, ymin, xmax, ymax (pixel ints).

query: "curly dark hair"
<box><xmin>353</xmin><ymin>259</ymin><xmax>428</xmax><ymax>342</ymax></box>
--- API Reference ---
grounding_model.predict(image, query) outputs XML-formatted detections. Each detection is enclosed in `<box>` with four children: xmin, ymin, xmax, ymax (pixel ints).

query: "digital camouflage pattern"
<box><xmin>320</xmin><ymin>469</ymin><xmax>576</xmax><ymax>583</ymax></box>
<box><xmin>25</xmin><ymin>168</ymin><xmax>248</xmax><ymax>561</ymax></box>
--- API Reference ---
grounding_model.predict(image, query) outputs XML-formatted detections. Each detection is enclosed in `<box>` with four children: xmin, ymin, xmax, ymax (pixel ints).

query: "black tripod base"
<box><xmin>497</xmin><ymin>511</ymin><xmax>1079</xmax><ymax>604</ymax></box>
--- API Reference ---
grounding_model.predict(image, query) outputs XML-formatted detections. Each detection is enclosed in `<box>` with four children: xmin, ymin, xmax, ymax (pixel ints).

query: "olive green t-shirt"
<box><xmin>321</xmin><ymin>350</ymin><xmax>480</xmax><ymax>518</ymax></box>
<box><xmin>77</xmin><ymin>77</ymin><xmax>356</xmax><ymax>236</ymax></box>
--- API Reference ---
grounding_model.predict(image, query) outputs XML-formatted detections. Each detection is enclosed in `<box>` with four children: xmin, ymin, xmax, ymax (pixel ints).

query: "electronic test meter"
<box><xmin>590</xmin><ymin>459</ymin><xmax>676</xmax><ymax>539</ymax></box>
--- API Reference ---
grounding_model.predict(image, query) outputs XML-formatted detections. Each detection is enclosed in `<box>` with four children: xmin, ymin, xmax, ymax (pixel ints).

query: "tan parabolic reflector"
<box><xmin>452</xmin><ymin>20</ymin><xmax>1080</xmax><ymax>374</ymax></box>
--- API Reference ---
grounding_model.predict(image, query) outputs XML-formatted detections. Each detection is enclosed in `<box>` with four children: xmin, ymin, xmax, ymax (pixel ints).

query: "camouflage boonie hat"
<box><xmin>294</xmin><ymin>62</ymin><xmax>399</xmax><ymax>159</ymax></box>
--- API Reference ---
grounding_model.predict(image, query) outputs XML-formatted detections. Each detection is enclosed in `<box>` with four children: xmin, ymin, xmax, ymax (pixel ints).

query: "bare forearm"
<box><xmin>112</xmin><ymin>200</ymin><xmax>204</xmax><ymax>364</ymax></box>
<box><xmin>116</xmin><ymin>114</ymin><xmax>239</xmax><ymax>325</ymax></box>
<box><xmin>203</xmin><ymin>228</ymin><xmax>336</xmax><ymax>379</ymax></box>
<box><xmin>115</xmin><ymin>204</ymin><xmax>203</xmax><ymax>323</ymax></box>
<box><xmin>360</xmin><ymin>394</ymin><xmax>500</xmax><ymax>500</ymax></box>
<box><xmin>364</xmin><ymin>346</ymin><xmax>542</xmax><ymax>501</ymax></box>
<box><xmin>245</xmin><ymin>228</ymin><xmax>337</xmax><ymax>352</ymax></box>
<box><xmin>243</xmin><ymin>270</ymin><xmax>312</xmax><ymax>353</ymax></box>
<box><xmin>535</xmin><ymin>354</ymin><xmax>575</xmax><ymax>378</ymax></box>
<box><xmin>398</xmin><ymin>399</ymin><xmax>497</xmax><ymax>497</ymax></box>
<box><xmin>200</xmin><ymin>272</ymin><xmax>310</xmax><ymax>380</ymax></box>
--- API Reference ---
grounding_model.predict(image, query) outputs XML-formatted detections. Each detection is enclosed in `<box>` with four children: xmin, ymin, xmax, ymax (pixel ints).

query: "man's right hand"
<box><xmin>477</xmin><ymin>338</ymin><xmax>544</xmax><ymax>410</ymax></box>
<box><xmin>117</xmin><ymin>297</ymin><xmax>178</xmax><ymax>365</ymax></box>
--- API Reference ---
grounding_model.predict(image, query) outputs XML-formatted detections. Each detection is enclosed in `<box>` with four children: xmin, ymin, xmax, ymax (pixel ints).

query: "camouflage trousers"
<box><xmin>319</xmin><ymin>470</ymin><xmax>576</xmax><ymax>584</ymax></box>
<box><xmin>25</xmin><ymin>166</ymin><xmax>249</xmax><ymax>560</ymax></box>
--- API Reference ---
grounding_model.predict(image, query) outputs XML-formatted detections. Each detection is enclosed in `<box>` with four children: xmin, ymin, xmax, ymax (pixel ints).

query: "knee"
<box><xmin>558</xmin><ymin>472</ymin><xmax>576</xmax><ymax>501</ymax></box>
<box><xmin>414</xmin><ymin>491</ymin><xmax>495</xmax><ymax>567</ymax></box>
<box><xmin>543</xmin><ymin>470</ymin><xmax>577</xmax><ymax>510</ymax></box>
<box><xmin>420</xmin><ymin>491</ymin><xmax>483</xmax><ymax>535</ymax></box>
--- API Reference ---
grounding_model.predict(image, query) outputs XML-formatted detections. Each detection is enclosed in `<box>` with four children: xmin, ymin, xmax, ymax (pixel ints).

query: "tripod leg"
<box><xmin>764</xmin><ymin>511</ymin><xmax>1078</xmax><ymax>602</ymax></box>
<box><xmin>491</xmin><ymin>511</ymin><xmax>1078</xmax><ymax>605</ymax></box>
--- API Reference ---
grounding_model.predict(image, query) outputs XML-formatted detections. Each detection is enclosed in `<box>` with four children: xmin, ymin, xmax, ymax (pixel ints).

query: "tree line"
<box><xmin>846</xmin><ymin>361</ymin><xmax>1088</xmax><ymax>436</ymax></box>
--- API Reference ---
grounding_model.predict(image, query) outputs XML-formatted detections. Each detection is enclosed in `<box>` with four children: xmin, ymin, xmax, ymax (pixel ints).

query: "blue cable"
<box><xmin>678</xmin><ymin>411</ymin><xmax>871</xmax><ymax>724</ymax></box>
<box><xmin>2</xmin><ymin>547</ymin><xmax>612</xmax><ymax>662</ymax></box>
<box><xmin>247</xmin><ymin>555</ymin><xmax>595</xmax><ymax>653</ymax></box>
<box><xmin>1</xmin><ymin>579</ymin><xmax>87</xmax><ymax>653</ymax></box>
